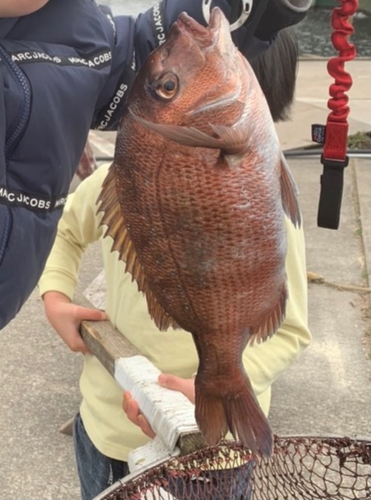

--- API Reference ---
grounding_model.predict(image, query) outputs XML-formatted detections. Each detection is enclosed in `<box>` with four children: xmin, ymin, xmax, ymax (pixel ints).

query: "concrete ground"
<box><xmin>0</xmin><ymin>57</ymin><xmax>370</xmax><ymax>499</ymax></box>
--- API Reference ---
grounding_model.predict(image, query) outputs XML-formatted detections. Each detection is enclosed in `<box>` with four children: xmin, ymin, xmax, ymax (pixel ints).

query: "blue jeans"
<box><xmin>73</xmin><ymin>413</ymin><xmax>130</xmax><ymax>500</ymax></box>
<box><xmin>164</xmin><ymin>463</ymin><xmax>253</xmax><ymax>499</ymax></box>
<box><xmin>73</xmin><ymin>413</ymin><xmax>253</xmax><ymax>500</ymax></box>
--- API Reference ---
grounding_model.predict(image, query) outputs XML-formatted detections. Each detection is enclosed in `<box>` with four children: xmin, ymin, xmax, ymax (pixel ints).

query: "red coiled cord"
<box><xmin>316</xmin><ymin>0</ymin><xmax>359</xmax><ymax>229</ymax></box>
<box><xmin>323</xmin><ymin>0</ymin><xmax>358</xmax><ymax>161</ymax></box>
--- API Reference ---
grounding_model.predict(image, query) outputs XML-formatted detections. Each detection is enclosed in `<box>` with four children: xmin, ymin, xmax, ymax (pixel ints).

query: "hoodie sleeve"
<box><xmin>92</xmin><ymin>0</ymin><xmax>311</xmax><ymax>131</ymax></box>
<box><xmin>133</xmin><ymin>0</ymin><xmax>312</xmax><ymax>66</ymax></box>
<box><xmin>38</xmin><ymin>164</ymin><xmax>110</xmax><ymax>301</ymax></box>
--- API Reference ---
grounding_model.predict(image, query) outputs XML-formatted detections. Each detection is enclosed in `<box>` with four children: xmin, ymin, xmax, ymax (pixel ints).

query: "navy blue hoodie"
<box><xmin>0</xmin><ymin>0</ymin><xmax>310</xmax><ymax>329</ymax></box>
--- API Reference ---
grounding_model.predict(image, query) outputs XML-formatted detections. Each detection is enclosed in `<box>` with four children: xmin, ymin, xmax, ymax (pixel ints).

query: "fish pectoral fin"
<box><xmin>280</xmin><ymin>153</ymin><xmax>302</xmax><ymax>227</ymax></box>
<box><xmin>130</xmin><ymin>109</ymin><xmax>223</xmax><ymax>149</ymax></box>
<box><xmin>96</xmin><ymin>165</ymin><xmax>179</xmax><ymax>331</ymax></box>
<box><xmin>209</xmin><ymin>124</ymin><xmax>249</xmax><ymax>155</ymax></box>
<box><xmin>130</xmin><ymin>109</ymin><xmax>248</xmax><ymax>154</ymax></box>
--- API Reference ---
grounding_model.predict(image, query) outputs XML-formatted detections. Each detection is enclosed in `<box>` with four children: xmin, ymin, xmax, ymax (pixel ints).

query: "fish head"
<box><xmin>128</xmin><ymin>8</ymin><xmax>246</xmax><ymax>128</ymax></box>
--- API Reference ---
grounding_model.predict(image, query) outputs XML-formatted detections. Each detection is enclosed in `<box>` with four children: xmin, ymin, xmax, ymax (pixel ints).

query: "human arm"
<box><xmin>39</xmin><ymin>165</ymin><xmax>110</xmax><ymax>351</ymax></box>
<box><xmin>93</xmin><ymin>0</ymin><xmax>311</xmax><ymax>131</ymax></box>
<box><xmin>133</xmin><ymin>0</ymin><xmax>312</xmax><ymax>65</ymax></box>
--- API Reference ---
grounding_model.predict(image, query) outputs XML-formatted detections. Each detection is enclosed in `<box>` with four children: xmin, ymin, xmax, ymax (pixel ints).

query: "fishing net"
<box><xmin>97</xmin><ymin>435</ymin><xmax>371</xmax><ymax>500</ymax></box>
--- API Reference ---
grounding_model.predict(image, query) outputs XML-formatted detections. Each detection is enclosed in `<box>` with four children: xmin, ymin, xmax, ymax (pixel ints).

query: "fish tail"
<box><xmin>195</xmin><ymin>371</ymin><xmax>273</xmax><ymax>456</ymax></box>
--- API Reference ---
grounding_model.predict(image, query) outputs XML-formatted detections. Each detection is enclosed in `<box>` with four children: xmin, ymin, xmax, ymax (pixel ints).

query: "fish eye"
<box><xmin>154</xmin><ymin>73</ymin><xmax>179</xmax><ymax>100</ymax></box>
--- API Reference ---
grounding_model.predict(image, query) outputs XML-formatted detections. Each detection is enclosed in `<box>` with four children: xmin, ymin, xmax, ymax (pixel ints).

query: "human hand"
<box><xmin>43</xmin><ymin>291</ymin><xmax>107</xmax><ymax>354</ymax></box>
<box><xmin>123</xmin><ymin>391</ymin><xmax>156</xmax><ymax>439</ymax></box>
<box><xmin>122</xmin><ymin>374</ymin><xmax>195</xmax><ymax>438</ymax></box>
<box><xmin>0</xmin><ymin>0</ymin><xmax>50</xmax><ymax>17</ymax></box>
<box><xmin>158</xmin><ymin>373</ymin><xmax>195</xmax><ymax>404</ymax></box>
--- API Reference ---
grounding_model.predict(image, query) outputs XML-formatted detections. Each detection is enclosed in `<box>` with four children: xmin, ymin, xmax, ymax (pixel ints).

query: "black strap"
<box><xmin>317</xmin><ymin>155</ymin><xmax>349</xmax><ymax>230</ymax></box>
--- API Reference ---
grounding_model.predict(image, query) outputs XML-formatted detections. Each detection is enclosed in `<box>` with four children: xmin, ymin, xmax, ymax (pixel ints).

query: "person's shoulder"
<box><xmin>94</xmin><ymin>163</ymin><xmax>111</xmax><ymax>183</ymax></box>
<box><xmin>83</xmin><ymin>163</ymin><xmax>111</xmax><ymax>189</ymax></box>
<box><xmin>69</xmin><ymin>162</ymin><xmax>111</xmax><ymax>206</ymax></box>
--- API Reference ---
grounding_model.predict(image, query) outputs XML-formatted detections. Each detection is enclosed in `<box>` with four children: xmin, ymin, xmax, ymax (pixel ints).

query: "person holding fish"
<box><xmin>34</xmin><ymin>3</ymin><xmax>312</xmax><ymax>500</ymax></box>
<box><xmin>0</xmin><ymin>0</ymin><xmax>312</xmax><ymax>331</ymax></box>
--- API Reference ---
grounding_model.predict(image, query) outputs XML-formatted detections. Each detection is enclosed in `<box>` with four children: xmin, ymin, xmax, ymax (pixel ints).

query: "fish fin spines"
<box><xmin>97</xmin><ymin>166</ymin><xmax>179</xmax><ymax>331</ymax></box>
<box><xmin>280</xmin><ymin>153</ymin><xmax>302</xmax><ymax>227</ymax></box>
<box><xmin>97</xmin><ymin>166</ymin><xmax>141</xmax><ymax>276</ymax></box>
<box><xmin>195</xmin><ymin>371</ymin><xmax>273</xmax><ymax>456</ymax></box>
<box><xmin>146</xmin><ymin>290</ymin><xmax>181</xmax><ymax>331</ymax></box>
<box><xmin>249</xmin><ymin>284</ymin><xmax>287</xmax><ymax>345</ymax></box>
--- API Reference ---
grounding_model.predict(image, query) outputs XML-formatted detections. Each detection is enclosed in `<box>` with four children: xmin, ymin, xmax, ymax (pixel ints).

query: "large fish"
<box><xmin>98</xmin><ymin>7</ymin><xmax>301</xmax><ymax>456</ymax></box>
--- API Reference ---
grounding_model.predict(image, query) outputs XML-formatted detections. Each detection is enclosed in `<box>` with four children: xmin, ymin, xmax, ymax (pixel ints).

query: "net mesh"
<box><xmin>98</xmin><ymin>435</ymin><xmax>371</xmax><ymax>500</ymax></box>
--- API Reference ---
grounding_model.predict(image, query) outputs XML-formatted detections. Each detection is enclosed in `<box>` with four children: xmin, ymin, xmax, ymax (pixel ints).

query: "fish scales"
<box><xmin>118</xmin><ymin>135</ymin><xmax>285</xmax><ymax>335</ymax></box>
<box><xmin>98</xmin><ymin>7</ymin><xmax>301</xmax><ymax>456</ymax></box>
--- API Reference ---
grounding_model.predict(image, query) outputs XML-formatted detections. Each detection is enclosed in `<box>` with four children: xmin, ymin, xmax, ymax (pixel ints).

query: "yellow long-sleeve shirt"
<box><xmin>38</xmin><ymin>163</ymin><xmax>311</xmax><ymax>462</ymax></box>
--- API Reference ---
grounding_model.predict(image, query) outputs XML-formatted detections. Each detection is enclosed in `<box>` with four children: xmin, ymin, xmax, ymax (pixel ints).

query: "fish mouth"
<box><xmin>175</xmin><ymin>8</ymin><xmax>234</xmax><ymax>57</ymax></box>
<box><xmin>175</xmin><ymin>7</ymin><xmax>224</xmax><ymax>40</ymax></box>
<box><xmin>173</xmin><ymin>9</ymin><xmax>241</xmax><ymax>117</ymax></box>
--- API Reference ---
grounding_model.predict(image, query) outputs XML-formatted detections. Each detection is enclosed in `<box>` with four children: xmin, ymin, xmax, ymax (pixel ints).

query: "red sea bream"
<box><xmin>98</xmin><ymin>7</ymin><xmax>301</xmax><ymax>456</ymax></box>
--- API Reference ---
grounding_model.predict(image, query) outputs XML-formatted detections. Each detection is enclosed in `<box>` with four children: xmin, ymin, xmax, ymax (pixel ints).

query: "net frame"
<box><xmin>95</xmin><ymin>435</ymin><xmax>371</xmax><ymax>500</ymax></box>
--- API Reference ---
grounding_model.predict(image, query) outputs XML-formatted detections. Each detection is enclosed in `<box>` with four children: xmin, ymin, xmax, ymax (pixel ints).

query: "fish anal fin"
<box><xmin>280</xmin><ymin>153</ymin><xmax>302</xmax><ymax>227</ymax></box>
<box><xmin>249</xmin><ymin>284</ymin><xmax>288</xmax><ymax>345</ymax></box>
<box><xmin>97</xmin><ymin>165</ymin><xmax>179</xmax><ymax>331</ymax></box>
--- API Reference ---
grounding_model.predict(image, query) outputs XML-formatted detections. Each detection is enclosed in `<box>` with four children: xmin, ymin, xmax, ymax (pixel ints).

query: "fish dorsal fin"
<box><xmin>130</xmin><ymin>109</ymin><xmax>248</xmax><ymax>155</ymax></box>
<box><xmin>96</xmin><ymin>165</ymin><xmax>179</xmax><ymax>331</ymax></box>
<box><xmin>280</xmin><ymin>153</ymin><xmax>302</xmax><ymax>227</ymax></box>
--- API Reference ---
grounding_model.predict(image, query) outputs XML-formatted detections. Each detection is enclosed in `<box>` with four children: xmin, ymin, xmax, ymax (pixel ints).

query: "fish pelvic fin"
<box><xmin>129</xmin><ymin>109</ymin><xmax>248</xmax><ymax>155</ymax></box>
<box><xmin>280</xmin><ymin>153</ymin><xmax>302</xmax><ymax>227</ymax></box>
<box><xmin>195</xmin><ymin>370</ymin><xmax>273</xmax><ymax>456</ymax></box>
<box><xmin>96</xmin><ymin>165</ymin><xmax>179</xmax><ymax>331</ymax></box>
<box><xmin>249</xmin><ymin>283</ymin><xmax>288</xmax><ymax>345</ymax></box>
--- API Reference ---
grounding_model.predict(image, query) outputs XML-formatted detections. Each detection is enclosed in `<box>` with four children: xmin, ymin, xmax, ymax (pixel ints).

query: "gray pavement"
<box><xmin>0</xmin><ymin>58</ymin><xmax>370</xmax><ymax>500</ymax></box>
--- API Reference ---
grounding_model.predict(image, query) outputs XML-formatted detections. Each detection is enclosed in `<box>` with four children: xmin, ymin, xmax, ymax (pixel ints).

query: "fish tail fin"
<box><xmin>195</xmin><ymin>371</ymin><xmax>273</xmax><ymax>456</ymax></box>
<box><xmin>195</xmin><ymin>392</ymin><xmax>229</xmax><ymax>445</ymax></box>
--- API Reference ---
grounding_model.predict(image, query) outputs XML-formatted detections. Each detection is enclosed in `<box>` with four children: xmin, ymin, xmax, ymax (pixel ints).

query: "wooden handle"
<box><xmin>75</xmin><ymin>292</ymin><xmax>206</xmax><ymax>455</ymax></box>
<box><xmin>77</xmin><ymin>293</ymin><xmax>140</xmax><ymax>376</ymax></box>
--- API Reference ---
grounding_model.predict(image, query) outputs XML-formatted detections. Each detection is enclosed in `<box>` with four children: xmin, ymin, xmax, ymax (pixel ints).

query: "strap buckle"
<box><xmin>202</xmin><ymin>0</ymin><xmax>253</xmax><ymax>32</ymax></box>
<box><xmin>320</xmin><ymin>154</ymin><xmax>349</xmax><ymax>169</ymax></box>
